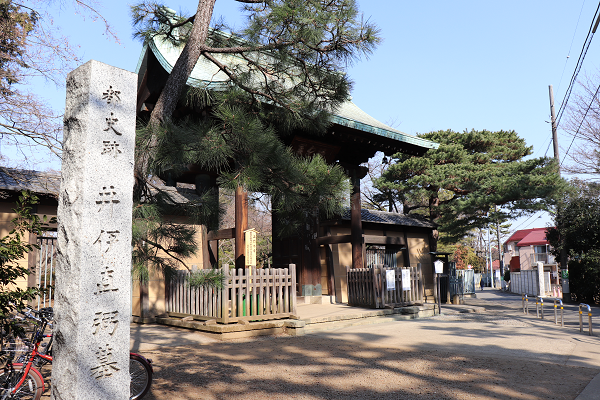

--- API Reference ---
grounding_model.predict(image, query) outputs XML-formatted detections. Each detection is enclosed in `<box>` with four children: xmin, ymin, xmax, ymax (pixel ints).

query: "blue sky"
<box><xmin>7</xmin><ymin>0</ymin><xmax>600</xmax><ymax>233</ymax></box>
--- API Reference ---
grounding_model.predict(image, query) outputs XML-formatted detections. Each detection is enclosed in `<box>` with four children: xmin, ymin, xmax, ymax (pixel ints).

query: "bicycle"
<box><xmin>1</xmin><ymin>306</ymin><xmax>153</xmax><ymax>400</ymax></box>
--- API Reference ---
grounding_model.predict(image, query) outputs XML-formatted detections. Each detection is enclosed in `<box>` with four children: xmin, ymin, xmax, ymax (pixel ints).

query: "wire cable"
<box><xmin>555</xmin><ymin>1</ymin><xmax>600</xmax><ymax>130</ymax></box>
<box><xmin>560</xmin><ymin>80</ymin><xmax>600</xmax><ymax>167</ymax></box>
<box><xmin>556</xmin><ymin>0</ymin><xmax>587</xmax><ymax>97</ymax></box>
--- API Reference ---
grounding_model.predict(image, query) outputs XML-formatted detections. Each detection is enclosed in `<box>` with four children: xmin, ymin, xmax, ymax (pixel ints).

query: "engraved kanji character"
<box><xmin>102</xmin><ymin>86</ymin><xmax>121</xmax><ymax>104</ymax></box>
<box><xmin>90</xmin><ymin>344</ymin><xmax>120</xmax><ymax>379</ymax></box>
<box><xmin>95</xmin><ymin>264</ymin><xmax>119</xmax><ymax>295</ymax></box>
<box><xmin>93</xmin><ymin>230</ymin><xmax>120</xmax><ymax>253</ymax></box>
<box><xmin>104</xmin><ymin>112</ymin><xmax>122</xmax><ymax>135</ymax></box>
<box><xmin>101</xmin><ymin>141</ymin><xmax>122</xmax><ymax>158</ymax></box>
<box><xmin>96</xmin><ymin>186</ymin><xmax>120</xmax><ymax>213</ymax></box>
<box><xmin>92</xmin><ymin>311</ymin><xmax>119</xmax><ymax>335</ymax></box>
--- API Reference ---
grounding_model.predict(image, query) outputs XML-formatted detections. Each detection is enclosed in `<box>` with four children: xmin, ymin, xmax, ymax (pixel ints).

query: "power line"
<box><xmin>560</xmin><ymin>80</ymin><xmax>600</xmax><ymax>167</ymax></box>
<box><xmin>555</xmin><ymin>1</ymin><xmax>600</xmax><ymax>130</ymax></box>
<box><xmin>556</xmin><ymin>0</ymin><xmax>587</xmax><ymax>96</ymax></box>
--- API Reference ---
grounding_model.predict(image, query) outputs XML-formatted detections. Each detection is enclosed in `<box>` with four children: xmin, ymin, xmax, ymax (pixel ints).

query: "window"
<box><xmin>366</xmin><ymin>245</ymin><xmax>399</xmax><ymax>268</ymax></box>
<box><xmin>534</xmin><ymin>245</ymin><xmax>548</xmax><ymax>263</ymax></box>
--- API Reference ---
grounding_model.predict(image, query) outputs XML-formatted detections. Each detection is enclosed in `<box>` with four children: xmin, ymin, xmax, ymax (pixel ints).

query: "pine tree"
<box><xmin>375</xmin><ymin>129</ymin><xmax>565</xmax><ymax>247</ymax></box>
<box><xmin>129</xmin><ymin>0</ymin><xmax>380</xmax><ymax>278</ymax></box>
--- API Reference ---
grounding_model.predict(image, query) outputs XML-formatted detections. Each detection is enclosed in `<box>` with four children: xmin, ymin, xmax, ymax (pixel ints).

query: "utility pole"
<box><xmin>488</xmin><ymin>228</ymin><xmax>494</xmax><ymax>288</ymax></box>
<box><xmin>494</xmin><ymin>205</ymin><xmax>504</xmax><ymax>285</ymax></box>
<box><xmin>549</xmin><ymin>85</ymin><xmax>560</xmax><ymax>162</ymax></box>
<box><xmin>549</xmin><ymin>84</ymin><xmax>569</xmax><ymax>299</ymax></box>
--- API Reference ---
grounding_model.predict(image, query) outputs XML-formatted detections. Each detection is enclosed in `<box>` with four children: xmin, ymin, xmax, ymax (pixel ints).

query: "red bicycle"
<box><xmin>1</xmin><ymin>307</ymin><xmax>153</xmax><ymax>400</ymax></box>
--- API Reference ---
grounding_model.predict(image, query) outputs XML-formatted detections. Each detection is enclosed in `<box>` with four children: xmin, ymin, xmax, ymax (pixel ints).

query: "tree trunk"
<box><xmin>428</xmin><ymin>195</ymin><xmax>440</xmax><ymax>252</ymax></box>
<box><xmin>136</xmin><ymin>0</ymin><xmax>217</xmax><ymax>181</ymax></box>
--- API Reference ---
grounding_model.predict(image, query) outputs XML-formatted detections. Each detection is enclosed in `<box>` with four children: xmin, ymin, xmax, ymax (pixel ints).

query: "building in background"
<box><xmin>503</xmin><ymin>228</ymin><xmax>556</xmax><ymax>272</ymax></box>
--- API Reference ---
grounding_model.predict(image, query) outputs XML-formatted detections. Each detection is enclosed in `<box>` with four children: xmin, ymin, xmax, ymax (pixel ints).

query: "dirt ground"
<box><xmin>40</xmin><ymin>333</ymin><xmax>597</xmax><ymax>399</ymax></box>
<box><xmin>135</xmin><ymin>335</ymin><xmax>595</xmax><ymax>400</ymax></box>
<box><xmin>39</xmin><ymin>302</ymin><xmax>600</xmax><ymax>400</ymax></box>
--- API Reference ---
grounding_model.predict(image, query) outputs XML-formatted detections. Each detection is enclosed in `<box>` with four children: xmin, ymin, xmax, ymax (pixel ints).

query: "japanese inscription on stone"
<box><xmin>55</xmin><ymin>60</ymin><xmax>136</xmax><ymax>400</ymax></box>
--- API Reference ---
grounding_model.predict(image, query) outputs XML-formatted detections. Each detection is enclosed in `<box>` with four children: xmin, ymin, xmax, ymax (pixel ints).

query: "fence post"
<box><xmin>417</xmin><ymin>263</ymin><xmax>423</xmax><ymax>303</ymax></box>
<box><xmin>346</xmin><ymin>266</ymin><xmax>351</xmax><ymax>306</ymax></box>
<box><xmin>221</xmin><ymin>265</ymin><xmax>230</xmax><ymax>324</ymax></box>
<box><xmin>290</xmin><ymin>264</ymin><xmax>297</xmax><ymax>315</ymax></box>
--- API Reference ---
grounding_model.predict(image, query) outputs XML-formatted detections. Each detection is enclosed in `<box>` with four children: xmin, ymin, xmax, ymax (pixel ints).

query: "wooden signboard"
<box><xmin>244</xmin><ymin>228</ymin><xmax>258</xmax><ymax>267</ymax></box>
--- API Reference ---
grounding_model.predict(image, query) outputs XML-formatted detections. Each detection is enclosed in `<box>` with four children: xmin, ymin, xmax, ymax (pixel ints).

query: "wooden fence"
<box><xmin>166</xmin><ymin>265</ymin><xmax>297</xmax><ymax>324</ymax></box>
<box><xmin>347</xmin><ymin>264</ymin><xmax>424</xmax><ymax>309</ymax></box>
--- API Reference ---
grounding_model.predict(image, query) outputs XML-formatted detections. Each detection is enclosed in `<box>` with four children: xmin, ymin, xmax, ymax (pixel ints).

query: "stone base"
<box><xmin>131</xmin><ymin>316</ymin><xmax>156</xmax><ymax>324</ymax></box>
<box><xmin>155</xmin><ymin>316</ymin><xmax>307</xmax><ymax>339</ymax></box>
<box><xmin>297</xmin><ymin>295</ymin><xmax>336</xmax><ymax>304</ymax></box>
<box><xmin>301</xmin><ymin>284</ymin><xmax>322</xmax><ymax>296</ymax></box>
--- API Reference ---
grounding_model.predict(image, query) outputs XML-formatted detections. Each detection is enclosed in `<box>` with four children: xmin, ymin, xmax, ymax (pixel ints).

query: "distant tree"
<box><xmin>0</xmin><ymin>0</ymin><xmax>115</xmax><ymax>166</ymax></box>
<box><xmin>374</xmin><ymin>129</ymin><xmax>565</xmax><ymax>249</ymax></box>
<box><xmin>451</xmin><ymin>243</ymin><xmax>484</xmax><ymax>273</ymax></box>
<box><xmin>562</xmin><ymin>71</ymin><xmax>600</xmax><ymax>179</ymax></box>
<box><xmin>547</xmin><ymin>180</ymin><xmax>600</xmax><ymax>303</ymax></box>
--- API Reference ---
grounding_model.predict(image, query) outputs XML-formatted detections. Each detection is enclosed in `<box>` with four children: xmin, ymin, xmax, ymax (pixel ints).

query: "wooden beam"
<box><xmin>363</xmin><ymin>235</ymin><xmax>406</xmax><ymax>246</ymax></box>
<box><xmin>207</xmin><ymin>228</ymin><xmax>235</xmax><ymax>241</ymax></box>
<box><xmin>315</xmin><ymin>234</ymin><xmax>352</xmax><ymax>245</ymax></box>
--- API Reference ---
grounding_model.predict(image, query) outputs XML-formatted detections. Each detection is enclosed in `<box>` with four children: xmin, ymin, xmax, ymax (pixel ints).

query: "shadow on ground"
<box><xmin>135</xmin><ymin>332</ymin><xmax>596</xmax><ymax>400</ymax></box>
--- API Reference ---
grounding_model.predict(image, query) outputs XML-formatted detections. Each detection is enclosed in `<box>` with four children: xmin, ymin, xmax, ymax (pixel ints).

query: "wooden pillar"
<box><xmin>209</xmin><ymin>240</ymin><xmax>218</xmax><ymax>267</ymax></box>
<box><xmin>235</xmin><ymin>186</ymin><xmax>248</xmax><ymax>269</ymax></box>
<box><xmin>310</xmin><ymin>210</ymin><xmax>322</xmax><ymax>294</ymax></box>
<box><xmin>351</xmin><ymin>169</ymin><xmax>364</xmax><ymax>269</ymax></box>
<box><xmin>325</xmin><ymin>228</ymin><xmax>336</xmax><ymax>298</ymax></box>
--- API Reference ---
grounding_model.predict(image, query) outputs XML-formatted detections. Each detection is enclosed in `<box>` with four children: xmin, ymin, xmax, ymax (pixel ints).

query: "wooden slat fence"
<box><xmin>166</xmin><ymin>265</ymin><xmax>297</xmax><ymax>324</ymax></box>
<box><xmin>36</xmin><ymin>237</ymin><xmax>57</xmax><ymax>309</ymax></box>
<box><xmin>347</xmin><ymin>264</ymin><xmax>424</xmax><ymax>309</ymax></box>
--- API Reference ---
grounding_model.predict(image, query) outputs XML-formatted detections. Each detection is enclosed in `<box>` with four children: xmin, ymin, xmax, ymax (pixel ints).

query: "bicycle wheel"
<box><xmin>0</xmin><ymin>363</ymin><xmax>44</xmax><ymax>400</ymax></box>
<box><xmin>129</xmin><ymin>353</ymin><xmax>152</xmax><ymax>400</ymax></box>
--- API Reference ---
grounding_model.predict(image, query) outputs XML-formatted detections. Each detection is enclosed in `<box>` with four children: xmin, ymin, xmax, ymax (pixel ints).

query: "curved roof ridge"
<box><xmin>137</xmin><ymin>36</ymin><xmax>438</xmax><ymax>151</ymax></box>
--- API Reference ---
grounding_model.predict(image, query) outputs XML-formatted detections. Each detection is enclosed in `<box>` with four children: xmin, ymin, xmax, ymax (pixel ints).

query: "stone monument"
<box><xmin>54</xmin><ymin>60</ymin><xmax>136</xmax><ymax>399</ymax></box>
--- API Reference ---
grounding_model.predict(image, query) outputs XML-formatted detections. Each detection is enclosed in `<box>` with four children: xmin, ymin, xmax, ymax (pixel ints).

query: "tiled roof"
<box><xmin>138</xmin><ymin>37</ymin><xmax>438</xmax><ymax>151</ymax></box>
<box><xmin>0</xmin><ymin>168</ymin><xmax>200</xmax><ymax>206</ymax></box>
<box><xmin>149</xmin><ymin>184</ymin><xmax>201</xmax><ymax>205</ymax></box>
<box><xmin>339</xmin><ymin>208</ymin><xmax>436</xmax><ymax>229</ymax></box>
<box><xmin>0</xmin><ymin>167</ymin><xmax>60</xmax><ymax>197</ymax></box>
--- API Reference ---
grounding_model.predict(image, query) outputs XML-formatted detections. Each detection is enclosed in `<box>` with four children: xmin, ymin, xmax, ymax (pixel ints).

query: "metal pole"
<box><xmin>494</xmin><ymin>205</ymin><xmax>504</xmax><ymax>284</ymax></box>
<box><xmin>550</xmin><ymin>85</ymin><xmax>569</xmax><ymax>297</ymax></box>
<box><xmin>488</xmin><ymin>229</ymin><xmax>494</xmax><ymax>288</ymax></box>
<box><xmin>436</xmin><ymin>273</ymin><xmax>441</xmax><ymax>315</ymax></box>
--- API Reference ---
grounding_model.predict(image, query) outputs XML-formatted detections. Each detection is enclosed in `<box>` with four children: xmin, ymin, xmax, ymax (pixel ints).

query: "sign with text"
<box><xmin>402</xmin><ymin>269</ymin><xmax>411</xmax><ymax>290</ymax></box>
<box><xmin>386</xmin><ymin>269</ymin><xmax>395</xmax><ymax>290</ymax></box>
<box><xmin>244</xmin><ymin>228</ymin><xmax>258</xmax><ymax>267</ymax></box>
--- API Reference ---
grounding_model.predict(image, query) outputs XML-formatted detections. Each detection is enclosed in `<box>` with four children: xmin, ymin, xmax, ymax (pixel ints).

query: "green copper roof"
<box><xmin>136</xmin><ymin>38</ymin><xmax>438</xmax><ymax>151</ymax></box>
